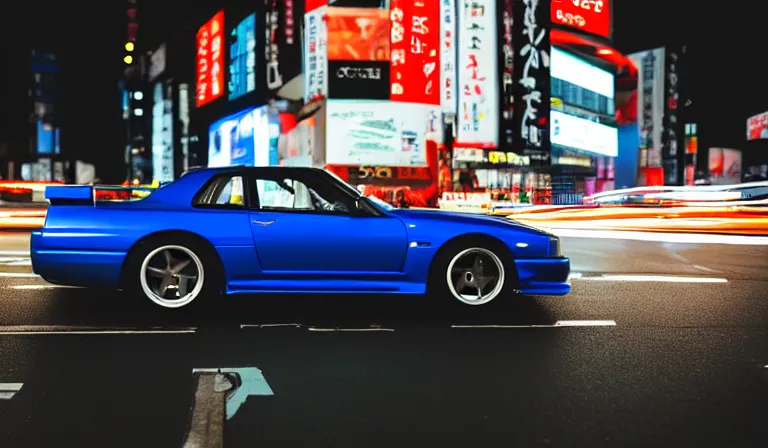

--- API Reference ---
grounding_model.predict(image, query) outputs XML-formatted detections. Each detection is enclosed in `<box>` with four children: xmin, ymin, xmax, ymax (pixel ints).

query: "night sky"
<box><xmin>0</xmin><ymin>0</ymin><xmax>765</xmax><ymax>182</ymax></box>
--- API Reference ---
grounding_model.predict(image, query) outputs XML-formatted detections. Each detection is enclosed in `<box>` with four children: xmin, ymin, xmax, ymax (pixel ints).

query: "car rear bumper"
<box><xmin>31</xmin><ymin>231</ymin><xmax>125</xmax><ymax>288</ymax></box>
<box><xmin>515</xmin><ymin>257</ymin><xmax>571</xmax><ymax>296</ymax></box>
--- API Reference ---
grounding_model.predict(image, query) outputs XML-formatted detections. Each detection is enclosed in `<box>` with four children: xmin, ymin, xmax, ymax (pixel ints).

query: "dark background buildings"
<box><xmin>0</xmin><ymin>0</ymin><xmax>765</xmax><ymax>183</ymax></box>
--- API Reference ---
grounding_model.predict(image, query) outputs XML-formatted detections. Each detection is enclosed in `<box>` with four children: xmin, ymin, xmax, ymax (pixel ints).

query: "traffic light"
<box><xmin>124</xmin><ymin>55</ymin><xmax>133</xmax><ymax>64</ymax></box>
<box><xmin>125</xmin><ymin>42</ymin><xmax>134</xmax><ymax>52</ymax></box>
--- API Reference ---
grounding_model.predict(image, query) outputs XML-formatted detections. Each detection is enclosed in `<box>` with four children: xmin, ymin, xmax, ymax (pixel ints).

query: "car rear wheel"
<box><xmin>430</xmin><ymin>240</ymin><xmax>516</xmax><ymax>306</ymax></box>
<box><xmin>125</xmin><ymin>236</ymin><xmax>221</xmax><ymax>309</ymax></box>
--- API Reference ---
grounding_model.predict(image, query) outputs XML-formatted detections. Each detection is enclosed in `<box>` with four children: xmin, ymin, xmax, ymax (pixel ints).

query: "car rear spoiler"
<box><xmin>45</xmin><ymin>185</ymin><xmax>94</xmax><ymax>206</ymax></box>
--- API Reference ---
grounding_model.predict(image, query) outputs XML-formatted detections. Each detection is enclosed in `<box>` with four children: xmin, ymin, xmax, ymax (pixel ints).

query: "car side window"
<box><xmin>194</xmin><ymin>175</ymin><xmax>245</xmax><ymax>208</ymax></box>
<box><xmin>254</xmin><ymin>174</ymin><xmax>354</xmax><ymax>214</ymax></box>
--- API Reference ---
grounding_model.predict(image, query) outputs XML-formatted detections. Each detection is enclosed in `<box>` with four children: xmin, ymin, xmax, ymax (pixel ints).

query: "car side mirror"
<box><xmin>354</xmin><ymin>199</ymin><xmax>371</xmax><ymax>215</ymax></box>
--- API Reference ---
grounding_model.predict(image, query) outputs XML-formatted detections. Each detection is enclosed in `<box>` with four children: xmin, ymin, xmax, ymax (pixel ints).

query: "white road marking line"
<box><xmin>692</xmin><ymin>264</ymin><xmax>717</xmax><ymax>273</ymax></box>
<box><xmin>554</xmin><ymin>320</ymin><xmax>617</xmax><ymax>327</ymax></box>
<box><xmin>577</xmin><ymin>274</ymin><xmax>728</xmax><ymax>283</ymax></box>
<box><xmin>6</xmin><ymin>260</ymin><xmax>31</xmax><ymax>266</ymax></box>
<box><xmin>9</xmin><ymin>285</ymin><xmax>81</xmax><ymax>290</ymax></box>
<box><xmin>0</xmin><ymin>325</ymin><xmax>196</xmax><ymax>335</ymax></box>
<box><xmin>0</xmin><ymin>257</ymin><xmax>27</xmax><ymax>262</ymax></box>
<box><xmin>552</xmin><ymin>228</ymin><xmax>768</xmax><ymax>245</ymax></box>
<box><xmin>0</xmin><ymin>383</ymin><xmax>23</xmax><ymax>400</ymax></box>
<box><xmin>308</xmin><ymin>327</ymin><xmax>395</xmax><ymax>332</ymax></box>
<box><xmin>0</xmin><ymin>273</ymin><xmax>39</xmax><ymax>278</ymax></box>
<box><xmin>0</xmin><ymin>251</ymin><xmax>30</xmax><ymax>256</ymax></box>
<box><xmin>451</xmin><ymin>320</ymin><xmax>617</xmax><ymax>329</ymax></box>
<box><xmin>240</xmin><ymin>323</ymin><xmax>302</xmax><ymax>329</ymax></box>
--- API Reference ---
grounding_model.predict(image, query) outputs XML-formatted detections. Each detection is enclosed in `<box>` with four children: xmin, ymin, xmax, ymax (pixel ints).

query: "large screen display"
<box><xmin>36</xmin><ymin>121</ymin><xmax>54</xmax><ymax>154</ymax></box>
<box><xmin>228</xmin><ymin>13</ymin><xmax>256</xmax><ymax>101</ymax></box>
<box><xmin>551</xmin><ymin>47</ymin><xmax>614</xmax><ymax>99</ymax></box>
<box><xmin>456</xmin><ymin>0</ymin><xmax>499</xmax><ymax>147</ymax></box>
<box><xmin>196</xmin><ymin>10</ymin><xmax>225</xmax><ymax>107</ymax></box>
<box><xmin>551</xmin><ymin>110</ymin><xmax>618</xmax><ymax>157</ymax></box>
<box><xmin>208</xmin><ymin>106</ymin><xmax>271</xmax><ymax>168</ymax></box>
<box><xmin>389</xmin><ymin>0</ymin><xmax>440</xmax><ymax>105</ymax></box>
<box><xmin>551</xmin><ymin>0</ymin><xmax>611</xmax><ymax>39</ymax></box>
<box><xmin>326</xmin><ymin>7</ymin><xmax>391</xmax><ymax>101</ymax></box>
<box><xmin>326</xmin><ymin>7</ymin><xmax>390</xmax><ymax>61</ymax></box>
<box><xmin>325</xmin><ymin>100</ymin><xmax>440</xmax><ymax>167</ymax></box>
<box><xmin>747</xmin><ymin>111</ymin><xmax>768</xmax><ymax>141</ymax></box>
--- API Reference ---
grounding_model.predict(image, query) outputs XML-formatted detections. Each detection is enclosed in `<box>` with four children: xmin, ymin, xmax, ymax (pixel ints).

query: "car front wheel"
<box><xmin>431</xmin><ymin>241</ymin><xmax>516</xmax><ymax>306</ymax></box>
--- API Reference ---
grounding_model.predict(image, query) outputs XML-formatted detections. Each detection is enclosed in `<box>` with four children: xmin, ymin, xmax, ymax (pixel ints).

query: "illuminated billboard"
<box><xmin>326</xmin><ymin>7</ymin><xmax>390</xmax><ymax>100</ymax></box>
<box><xmin>709</xmin><ymin>148</ymin><xmax>742</xmax><ymax>185</ymax></box>
<box><xmin>325</xmin><ymin>100</ymin><xmax>440</xmax><ymax>167</ymax></box>
<box><xmin>747</xmin><ymin>112</ymin><xmax>768</xmax><ymax>140</ymax></box>
<box><xmin>303</xmin><ymin>5</ymin><xmax>329</xmax><ymax>102</ymax></box>
<box><xmin>457</xmin><ymin>0</ymin><xmax>499</xmax><ymax>148</ymax></box>
<box><xmin>151</xmin><ymin>82</ymin><xmax>174</xmax><ymax>183</ymax></box>
<box><xmin>265</xmin><ymin>0</ymin><xmax>302</xmax><ymax>95</ymax></box>
<box><xmin>228</xmin><ymin>13</ymin><xmax>256</xmax><ymax>101</ymax></box>
<box><xmin>389</xmin><ymin>0</ymin><xmax>440</xmax><ymax>105</ymax></box>
<box><xmin>551</xmin><ymin>47</ymin><xmax>614</xmax><ymax>99</ymax></box>
<box><xmin>629</xmin><ymin>48</ymin><xmax>665</xmax><ymax>168</ymax></box>
<box><xmin>208</xmin><ymin>107</ymin><xmax>272</xmax><ymax>168</ymax></box>
<box><xmin>551</xmin><ymin>110</ymin><xmax>618</xmax><ymax>157</ymax></box>
<box><xmin>440</xmin><ymin>0</ymin><xmax>457</xmax><ymax>113</ymax></box>
<box><xmin>551</xmin><ymin>0</ymin><xmax>612</xmax><ymax>39</ymax></box>
<box><xmin>196</xmin><ymin>10</ymin><xmax>225</xmax><ymax>107</ymax></box>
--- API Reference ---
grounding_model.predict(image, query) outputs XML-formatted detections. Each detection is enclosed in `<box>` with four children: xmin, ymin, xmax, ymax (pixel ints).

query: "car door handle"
<box><xmin>252</xmin><ymin>220</ymin><xmax>276</xmax><ymax>226</ymax></box>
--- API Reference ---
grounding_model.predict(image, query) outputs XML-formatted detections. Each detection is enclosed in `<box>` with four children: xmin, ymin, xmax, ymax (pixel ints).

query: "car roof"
<box><xmin>147</xmin><ymin>165</ymin><xmax>331</xmax><ymax>207</ymax></box>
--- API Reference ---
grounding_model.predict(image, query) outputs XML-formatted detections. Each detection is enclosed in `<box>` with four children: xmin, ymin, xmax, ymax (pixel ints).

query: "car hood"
<box><xmin>389</xmin><ymin>208</ymin><xmax>551</xmax><ymax>236</ymax></box>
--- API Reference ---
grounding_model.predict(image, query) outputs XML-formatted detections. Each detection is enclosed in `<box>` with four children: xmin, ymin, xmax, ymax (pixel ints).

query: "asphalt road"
<box><xmin>0</xmin><ymin>231</ymin><xmax>767</xmax><ymax>447</ymax></box>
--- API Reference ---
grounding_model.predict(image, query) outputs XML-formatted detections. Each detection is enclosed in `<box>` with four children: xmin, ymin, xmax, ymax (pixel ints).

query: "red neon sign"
<box><xmin>389</xmin><ymin>0</ymin><xmax>440</xmax><ymax>105</ymax></box>
<box><xmin>196</xmin><ymin>10</ymin><xmax>225</xmax><ymax>107</ymax></box>
<box><xmin>552</xmin><ymin>0</ymin><xmax>611</xmax><ymax>39</ymax></box>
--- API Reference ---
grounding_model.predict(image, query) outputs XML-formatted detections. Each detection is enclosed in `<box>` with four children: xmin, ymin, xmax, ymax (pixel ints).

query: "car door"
<box><xmin>247</xmin><ymin>169</ymin><xmax>408</xmax><ymax>274</ymax></box>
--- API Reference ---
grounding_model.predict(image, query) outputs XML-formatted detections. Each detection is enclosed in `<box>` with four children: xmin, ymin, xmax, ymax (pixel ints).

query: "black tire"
<box><xmin>427</xmin><ymin>237</ymin><xmax>518</xmax><ymax>306</ymax></box>
<box><xmin>122</xmin><ymin>234</ymin><xmax>224</xmax><ymax>310</ymax></box>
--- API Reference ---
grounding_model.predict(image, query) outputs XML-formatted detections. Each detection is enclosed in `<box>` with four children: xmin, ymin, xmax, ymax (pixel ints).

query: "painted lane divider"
<box><xmin>0</xmin><ymin>383</ymin><xmax>23</xmax><ymax>400</ymax></box>
<box><xmin>0</xmin><ymin>251</ymin><xmax>31</xmax><ymax>256</ymax></box>
<box><xmin>308</xmin><ymin>327</ymin><xmax>395</xmax><ymax>332</ymax></box>
<box><xmin>573</xmin><ymin>274</ymin><xmax>728</xmax><ymax>283</ymax></box>
<box><xmin>241</xmin><ymin>323</ymin><xmax>395</xmax><ymax>332</ymax></box>
<box><xmin>0</xmin><ymin>325</ymin><xmax>197</xmax><ymax>335</ymax></box>
<box><xmin>183</xmin><ymin>368</ymin><xmax>273</xmax><ymax>448</ymax></box>
<box><xmin>451</xmin><ymin>320</ymin><xmax>617</xmax><ymax>329</ymax></box>
<box><xmin>0</xmin><ymin>273</ymin><xmax>39</xmax><ymax>278</ymax></box>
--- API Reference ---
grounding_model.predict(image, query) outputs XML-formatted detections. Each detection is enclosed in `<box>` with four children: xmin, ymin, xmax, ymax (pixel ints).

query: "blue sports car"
<box><xmin>31</xmin><ymin>167</ymin><xmax>570</xmax><ymax>309</ymax></box>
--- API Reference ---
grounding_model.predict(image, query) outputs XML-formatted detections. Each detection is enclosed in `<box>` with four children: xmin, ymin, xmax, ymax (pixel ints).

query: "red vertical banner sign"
<box><xmin>389</xmin><ymin>0</ymin><xmax>440</xmax><ymax>105</ymax></box>
<box><xmin>196</xmin><ymin>10</ymin><xmax>225</xmax><ymax>107</ymax></box>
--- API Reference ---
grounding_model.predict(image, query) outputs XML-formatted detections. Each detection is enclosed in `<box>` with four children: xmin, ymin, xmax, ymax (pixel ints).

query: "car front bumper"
<box><xmin>515</xmin><ymin>257</ymin><xmax>571</xmax><ymax>296</ymax></box>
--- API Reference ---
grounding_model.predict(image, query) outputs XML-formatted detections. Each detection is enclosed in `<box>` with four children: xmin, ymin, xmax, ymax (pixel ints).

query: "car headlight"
<box><xmin>548</xmin><ymin>237</ymin><xmax>561</xmax><ymax>257</ymax></box>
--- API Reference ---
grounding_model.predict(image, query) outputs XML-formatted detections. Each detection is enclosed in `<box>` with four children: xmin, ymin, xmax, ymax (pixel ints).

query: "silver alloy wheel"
<box><xmin>139</xmin><ymin>245</ymin><xmax>205</xmax><ymax>308</ymax></box>
<box><xmin>445</xmin><ymin>247</ymin><xmax>505</xmax><ymax>305</ymax></box>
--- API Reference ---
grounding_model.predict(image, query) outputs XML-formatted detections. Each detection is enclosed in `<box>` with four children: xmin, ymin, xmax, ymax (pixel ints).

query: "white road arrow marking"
<box><xmin>0</xmin><ymin>383</ymin><xmax>23</xmax><ymax>400</ymax></box>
